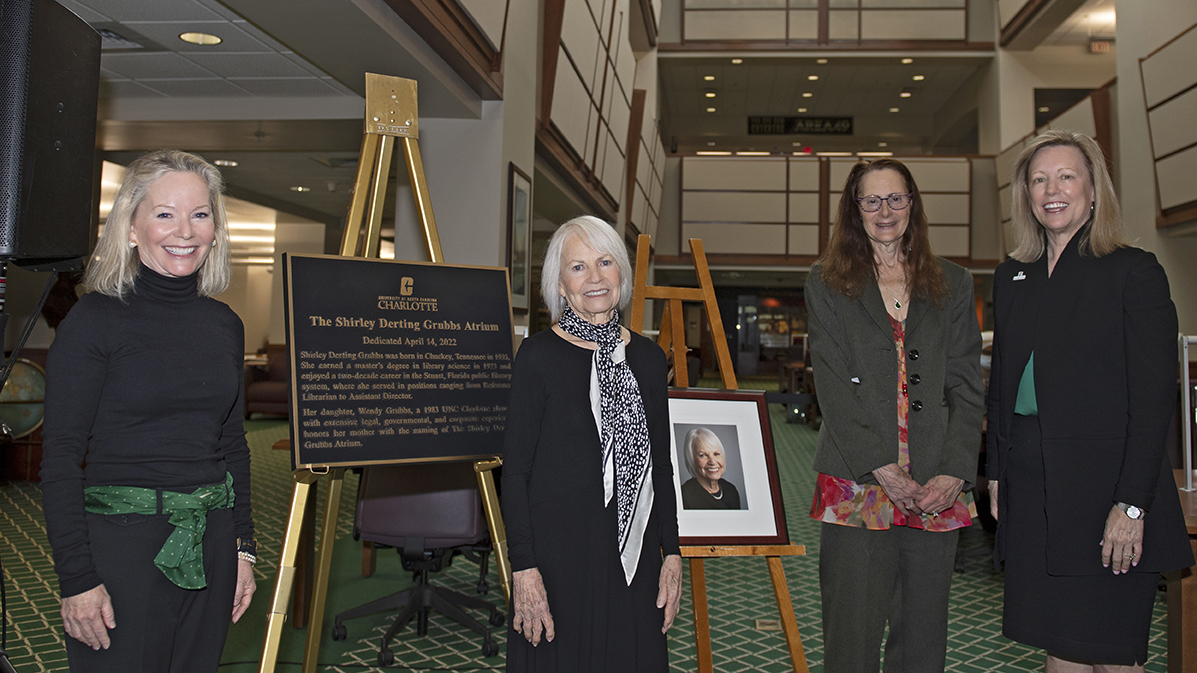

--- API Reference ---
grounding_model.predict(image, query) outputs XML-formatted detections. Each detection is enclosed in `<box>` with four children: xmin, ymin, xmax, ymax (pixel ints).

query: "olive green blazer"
<box><xmin>806</xmin><ymin>258</ymin><xmax>984</xmax><ymax>487</ymax></box>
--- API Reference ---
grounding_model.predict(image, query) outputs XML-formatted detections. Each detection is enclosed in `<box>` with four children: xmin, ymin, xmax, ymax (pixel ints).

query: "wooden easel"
<box><xmin>629</xmin><ymin>235</ymin><xmax>810</xmax><ymax>673</ymax></box>
<box><xmin>257</xmin><ymin>73</ymin><xmax>511</xmax><ymax>673</ymax></box>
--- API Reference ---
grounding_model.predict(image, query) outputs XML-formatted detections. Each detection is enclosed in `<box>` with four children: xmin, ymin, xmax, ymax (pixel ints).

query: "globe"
<box><xmin>0</xmin><ymin>359</ymin><xmax>46</xmax><ymax>439</ymax></box>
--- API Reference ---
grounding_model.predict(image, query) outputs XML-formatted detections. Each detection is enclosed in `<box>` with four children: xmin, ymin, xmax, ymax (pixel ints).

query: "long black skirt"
<box><xmin>1002</xmin><ymin>414</ymin><xmax>1158</xmax><ymax>665</ymax></box>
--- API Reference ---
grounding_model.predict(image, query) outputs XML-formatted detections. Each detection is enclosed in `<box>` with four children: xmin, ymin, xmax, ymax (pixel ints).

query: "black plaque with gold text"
<box><xmin>284</xmin><ymin>254</ymin><xmax>514</xmax><ymax>468</ymax></box>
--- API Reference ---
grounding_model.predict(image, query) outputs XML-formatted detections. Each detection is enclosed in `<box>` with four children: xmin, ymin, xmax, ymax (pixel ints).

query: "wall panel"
<box><xmin>683</xmin><ymin>158</ymin><xmax>787</xmax><ymax>191</ymax></box>
<box><xmin>683</xmin><ymin>222</ymin><xmax>786</xmax><ymax>254</ymax></box>
<box><xmin>683</xmin><ymin>191</ymin><xmax>787</xmax><ymax>223</ymax></box>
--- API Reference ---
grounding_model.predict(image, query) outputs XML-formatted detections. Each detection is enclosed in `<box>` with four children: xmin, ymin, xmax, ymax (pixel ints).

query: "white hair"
<box><xmin>683</xmin><ymin>427</ymin><xmax>723</xmax><ymax>478</ymax></box>
<box><xmin>540</xmin><ymin>215</ymin><xmax>633</xmax><ymax>322</ymax></box>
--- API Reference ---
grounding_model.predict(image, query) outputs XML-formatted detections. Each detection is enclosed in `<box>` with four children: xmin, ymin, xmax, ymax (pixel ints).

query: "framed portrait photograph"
<box><xmin>506</xmin><ymin>162</ymin><xmax>532</xmax><ymax>311</ymax></box>
<box><xmin>668</xmin><ymin>388</ymin><xmax>788</xmax><ymax>546</ymax></box>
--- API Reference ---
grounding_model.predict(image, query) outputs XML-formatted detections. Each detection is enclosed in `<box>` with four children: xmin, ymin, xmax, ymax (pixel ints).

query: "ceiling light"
<box><xmin>289</xmin><ymin>186</ymin><xmax>311</xmax><ymax>192</ymax></box>
<box><xmin>704</xmin><ymin>75</ymin><xmax>715</xmax><ymax>81</ymax></box>
<box><xmin>731</xmin><ymin>58</ymin><xmax>743</xmax><ymax>64</ymax></box>
<box><xmin>912</xmin><ymin>75</ymin><xmax>925</xmax><ymax>81</ymax></box>
<box><xmin>230</xmin><ymin>235</ymin><xmax>276</xmax><ymax>244</ymax></box>
<box><xmin>235</xmin><ymin>257</ymin><xmax>276</xmax><ymax>265</ymax></box>
<box><xmin>213</xmin><ymin>159</ymin><xmax>238</xmax><ymax>167</ymax></box>
<box><xmin>901</xmin><ymin>58</ymin><xmax>913</xmax><ymax>64</ymax></box>
<box><xmin>816</xmin><ymin>58</ymin><xmax>828</xmax><ymax>64</ymax></box>
<box><xmin>706</xmin><ymin>107</ymin><xmax>716</xmax><ymax>112</ymax></box>
<box><xmin>797</xmin><ymin>107</ymin><xmax>807</xmax><ymax>113</ymax></box>
<box><xmin>808</xmin><ymin>75</ymin><xmax>819</xmax><ymax>81</ymax></box>
<box><xmin>816</xmin><ymin>151</ymin><xmax>853</xmax><ymax>157</ymax></box>
<box><xmin>736</xmin><ymin>151</ymin><xmax>771</xmax><ymax>156</ymax></box>
<box><xmin>802</xmin><ymin>92</ymin><xmax>813</xmax><ymax>98</ymax></box>
<box><xmin>179</xmin><ymin>32</ymin><xmax>222</xmax><ymax>46</ymax></box>
<box><xmin>705</xmin><ymin>92</ymin><xmax>717</xmax><ymax>98</ymax></box>
<box><xmin>889</xmin><ymin>107</ymin><xmax>900</xmax><ymax>112</ymax></box>
<box><xmin>878</xmin><ymin>142</ymin><xmax>888</xmax><ymax>147</ymax></box>
<box><xmin>857</xmin><ymin>151</ymin><xmax>893</xmax><ymax>157</ymax></box>
<box><xmin>696</xmin><ymin>151</ymin><xmax>732</xmax><ymax>156</ymax></box>
<box><xmin>1038</xmin><ymin>106</ymin><xmax>1050</xmax><ymax>112</ymax></box>
<box><xmin>900</xmin><ymin>92</ymin><xmax>912</xmax><ymax>98</ymax></box>
<box><xmin>707</xmin><ymin>141</ymin><xmax>716</xmax><ymax>146</ymax></box>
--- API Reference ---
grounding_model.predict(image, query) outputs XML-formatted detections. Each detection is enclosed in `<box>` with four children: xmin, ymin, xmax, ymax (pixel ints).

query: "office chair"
<box><xmin>330</xmin><ymin>462</ymin><xmax>504</xmax><ymax>664</ymax></box>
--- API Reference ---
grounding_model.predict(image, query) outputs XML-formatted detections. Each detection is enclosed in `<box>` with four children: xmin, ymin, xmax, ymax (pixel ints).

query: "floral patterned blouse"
<box><xmin>810</xmin><ymin>314</ymin><xmax>975</xmax><ymax>531</ymax></box>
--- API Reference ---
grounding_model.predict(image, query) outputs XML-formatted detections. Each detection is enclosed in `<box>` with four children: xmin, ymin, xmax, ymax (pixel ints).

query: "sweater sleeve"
<box><xmin>500</xmin><ymin>341</ymin><xmax>547</xmax><ymax>572</ymax></box>
<box><xmin>643</xmin><ymin>342</ymin><xmax>680</xmax><ymax>557</ymax></box>
<box><xmin>40</xmin><ymin>299</ymin><xmax>108</xmax><ymax>598</ymax></box>
<box><xmin>219</xmin><ymin>311</ymin><xmax>254</xmax><ymax>541</ymax></box>
<box><xmin>1113</xmin><ymin>252</ymin><xmax>1178</xmax><ymax>510</ymax></box>
<box><xmin>936</xmin><ymin>265</ymin><xmax>985</xmax><ymax>485</ymax></box>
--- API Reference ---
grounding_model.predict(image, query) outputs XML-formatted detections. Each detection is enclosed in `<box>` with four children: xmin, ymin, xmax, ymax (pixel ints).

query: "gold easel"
<box><xmin>629</xmin><ymin>235</ymin><xmax>810</xmax><ymax>673</ymax></box>
<box><xmin>257</xmin><ymin>74</ymin><xmax>511</xmax><ymax>673</ymax></box>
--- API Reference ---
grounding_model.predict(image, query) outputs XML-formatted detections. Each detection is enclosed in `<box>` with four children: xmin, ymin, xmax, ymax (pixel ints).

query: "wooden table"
<box><xmin>1167</xmin><ymin>470</ymin><xmax>1197</xmax><ymax>672</ymax></box>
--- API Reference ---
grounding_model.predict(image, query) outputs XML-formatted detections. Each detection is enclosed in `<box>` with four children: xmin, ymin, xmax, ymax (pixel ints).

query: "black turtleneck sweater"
<box><xmin>40</xmin><ymin>266</ymin><xmax>253</xmax><ymax>598</ymax></box>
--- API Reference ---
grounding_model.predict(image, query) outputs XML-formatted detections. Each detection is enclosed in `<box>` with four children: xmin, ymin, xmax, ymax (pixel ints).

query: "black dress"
<box><xmin>40</xmin><ymin>266</ymin><xmax>253</xmax><ymax>672</ymax></box>
<box><xmin>680</xmin><ymin>478</ymin><xmax>742</xmax><ymax>510</ymax></box>
<box><xmin>501</xmin><ymin>328</ymin><xmax>680</xmax><ymax>672</ymax></box>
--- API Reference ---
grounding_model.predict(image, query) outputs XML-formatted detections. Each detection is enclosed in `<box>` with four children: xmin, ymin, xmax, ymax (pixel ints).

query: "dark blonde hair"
<box><xmin>86</xmin><ymin>149</ymin><xmax>231</xmax><ymax>299</ymax></box>
<box><xmin>1009</xmin><ymin>130</ymin><xmax>1128</xmax><ymax>262</ymax></box>
<box><xmin>816</xmin><ymin>159</ymin><xmax>949</xmax><ymax>306</ymax></box>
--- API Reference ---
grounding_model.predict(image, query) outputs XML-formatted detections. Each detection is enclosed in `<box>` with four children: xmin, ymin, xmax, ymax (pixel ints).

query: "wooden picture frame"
<box><xmin>668</xmin><ymin>388</ymin><xmax>789</xmax><ymax>546</ymax></box>
<box><xmin>507</xmin><ymin>162</ymin><xmax>532</xmax><ymax>311</ymax></box>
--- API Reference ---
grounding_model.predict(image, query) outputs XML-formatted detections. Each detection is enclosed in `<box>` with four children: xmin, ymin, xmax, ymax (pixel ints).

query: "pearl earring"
<box><xmin>129</xmin><ymin>241</ymin><xmax>136</xmax><ymax>248</ymax></box>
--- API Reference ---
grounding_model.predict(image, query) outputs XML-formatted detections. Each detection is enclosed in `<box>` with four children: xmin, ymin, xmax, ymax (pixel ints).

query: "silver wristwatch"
<box><xmin>1117</xmin><ymin>501</ymin><xmax>1145</xmax><ymax>520</ymax></box>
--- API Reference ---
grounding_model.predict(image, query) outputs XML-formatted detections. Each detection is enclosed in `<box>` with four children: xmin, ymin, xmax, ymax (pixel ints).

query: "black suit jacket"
<box><xmin>986</xmin><ymin>231</ymin><xmax>1193</xmax><ymax>574</ymax></box>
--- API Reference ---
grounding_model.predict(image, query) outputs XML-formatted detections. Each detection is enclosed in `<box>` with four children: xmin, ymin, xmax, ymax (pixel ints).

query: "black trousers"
<box><xmin>819</xmin><ymin>522</ymin><xmax>960</xmax><ymax>673</ymax></box>
<box><xmin>65</xmin><ymin>507</ymin><xmax>237</xmax><ymax>673</ymax></box>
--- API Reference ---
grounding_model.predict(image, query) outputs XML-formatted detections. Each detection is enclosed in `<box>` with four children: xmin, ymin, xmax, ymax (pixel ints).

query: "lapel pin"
<box><xmin>1013</xmin><ymin>271</ymin><xmax>1026</xmax><ymax>281</ymax></box>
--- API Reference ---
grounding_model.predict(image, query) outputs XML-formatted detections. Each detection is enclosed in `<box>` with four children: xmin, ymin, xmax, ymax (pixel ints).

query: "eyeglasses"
<box><xmin>856</xmin><ymin>193</ymin><xmax>912</xmax><ymax>212</ymax></box>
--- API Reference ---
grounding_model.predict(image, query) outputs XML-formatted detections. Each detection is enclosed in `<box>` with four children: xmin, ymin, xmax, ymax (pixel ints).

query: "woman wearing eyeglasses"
<box><xmin>806</xmin><ymin>158</ymin><xmax>984</xmax><ymax>671</ymax></box>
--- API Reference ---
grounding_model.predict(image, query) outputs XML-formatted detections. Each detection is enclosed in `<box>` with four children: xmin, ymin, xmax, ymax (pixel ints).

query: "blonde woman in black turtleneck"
<box><xmin>40</xmin><ymin>150</ymin><xmax>256</xmax><ymax>673</ymax></box>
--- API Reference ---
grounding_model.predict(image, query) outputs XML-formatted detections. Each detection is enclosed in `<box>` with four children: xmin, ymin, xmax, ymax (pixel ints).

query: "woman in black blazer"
<box><xmin>987</xmin><ymin>130</ymin><xmax>1193</xmax><ymax>671</ymax></box>
<box><xmin>807</xmin><ymin>159</ymin><xmax>984</xmax><ymax>672</ymax></box>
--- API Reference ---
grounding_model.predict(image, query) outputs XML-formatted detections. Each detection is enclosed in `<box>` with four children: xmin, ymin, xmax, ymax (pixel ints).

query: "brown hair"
<box><xmin>815</xmin><ymin>159</ymin><xmax>949</xmax><ymax>306</ymax></box>
<box><xmin>1009</xmin><ymin>130</ymin><xmax>1128</xmax><ymax>262</ymax></box>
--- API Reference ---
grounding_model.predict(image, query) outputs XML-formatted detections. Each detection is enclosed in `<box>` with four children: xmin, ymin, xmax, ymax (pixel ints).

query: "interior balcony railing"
<box><xmin>660</xmin><ymin>153</ymin><xmax>1004</xmax><ymax>269</ymax></box>
<box><xmin>667</xmin><ymin>0</ymin><xmax>990</xmax><ymax>51</ymax></box>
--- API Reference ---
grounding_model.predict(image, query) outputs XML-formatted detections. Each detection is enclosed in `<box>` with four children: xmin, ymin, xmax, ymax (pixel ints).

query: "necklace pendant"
<box><xmin>894</xmin><ymin>300</ymin><xmax>902</xmax><ymax>310</ymax></box>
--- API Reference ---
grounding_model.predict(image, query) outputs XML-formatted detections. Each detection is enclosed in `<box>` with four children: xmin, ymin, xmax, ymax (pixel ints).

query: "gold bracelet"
<box><xmin>237</xmin><ymin>550</ymin><xmax>257</xmax><ymax>565</ymax></box>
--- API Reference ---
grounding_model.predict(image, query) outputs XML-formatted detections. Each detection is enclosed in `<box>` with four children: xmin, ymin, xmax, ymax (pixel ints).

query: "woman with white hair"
<box><xmin>679</xmin><ymin>427</ymin><xmax>742</xmax><ymax>510</ymax></box>
<box><xmin>40</xmin><ymin>149</ymin><xmax>256</xmax><ymax>672</ymax></box>
<box><xmin>501</xmin><ymin>215</ymin><xmax>682</xmax><ymax>672</ymax></box>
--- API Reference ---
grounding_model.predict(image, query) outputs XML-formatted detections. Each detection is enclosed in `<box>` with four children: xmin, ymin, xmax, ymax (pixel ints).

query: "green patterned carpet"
<box><xmin>0</xmin><ymin>409</ymin><xmax>1171</xmax><ymax>671</ymax></box>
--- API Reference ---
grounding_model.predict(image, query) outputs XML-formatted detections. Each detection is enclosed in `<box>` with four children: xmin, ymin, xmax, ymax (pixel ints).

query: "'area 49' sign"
<box><xmin>748</xmin><ymin>116</ymin><xmax>854</xmax><ymax>135</ymax></box>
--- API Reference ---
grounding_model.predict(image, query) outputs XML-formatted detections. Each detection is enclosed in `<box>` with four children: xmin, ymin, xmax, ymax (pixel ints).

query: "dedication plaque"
<box><xmin>284</xmin><ymin>254</ymin><xmax>514</xmax><ymax>468</ymax></box>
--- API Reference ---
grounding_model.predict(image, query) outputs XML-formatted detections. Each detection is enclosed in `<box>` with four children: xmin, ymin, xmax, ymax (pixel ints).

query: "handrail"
<box><xmin>1180</xmin><ymin>335</ymin><xmax>1197</xmax><ymax>491</ymax></box>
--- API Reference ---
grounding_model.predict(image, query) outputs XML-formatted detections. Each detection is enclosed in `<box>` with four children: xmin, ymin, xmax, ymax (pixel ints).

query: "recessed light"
<box><xmin>179</xmin><ymin>32</ymin><xmax>222</xmax><ymax>46</ymax></box>
<box><xmin>912</xmin><ymin>75</ymin><xmax>925</xmax><ymax>81</ymax></box>
<box><xmin>705</xmin><ymin>92</ymin><xmax>717</xmax><ymax>98</ymax></box>
<box><xmin>706</xmin><ymin>107</ymin><xmax>716</xmax><ymax>112</ymax></box>
<box><xmin>901</xmin><ymin>58</ymin><xmax>913</xmax><ymax>64</ymax></box>
<box><xmin>697</xmin><ymin>151</ymin><xmax>732</xmax><ymax>156</ymax></box>
<box><xmin>900</xmin><ymin>92</ymin><xmax>912</xmax><ymax>98</ymax></box>
<box><xmin>736</xmin><ymin>151</ymin><xmax>771</xmax><ymax>156</ymax></box>
<box><xmin>797</xmin><ymin>107</ymin><xmax>807</xmax><ymax>113</ymax></box>
<box><xmin>704</xmin><ymin>75</ymin><xmax>715</xmax><ymax>81</ymax></box>
<box><xmin>213</xmin><ymin>159</ymin><xmax>238</xmax><ymax>167</ymax></box>
<box><xmin>816</xmin><ymin>58</ymin><xmax>828</xmax><ymax>65</ymax></box>
<box><xmin>878</xmin><ymin>142</ymin><xmax>888</xmax><ymax>147</ymax></box>
<box><xmin>808</xmin><ymin>75</ymin><xmax>819</xmax><ymax>81</ymax></box>
<box><xmin>802</xmin><ymin>92</ymin><xmax>813</xmax><ymax>98</ymax></box>
<box><xmin>707</xmin><ymin>141</ymin><xmax>716</xmax><ymax>146</ymax></box>
<box><xmin>289</xmin><ymin>186</ymin><xmax>311</xmax><ymax>192</ymax></box>
<box><xmin>816</xmin><ymin>151</ymin><xmax>853</xmax><ymax>157</ymax></box>
<box><xmin>1038</xmin><ymin>106</ymin><xmax>1050</xmax><ymax>112</ymax></box>
<box><xmin>889</xmin><ymin>107</ymin><xmax>900</xmax><ymax>112</ymax></box>
<box><xmin>731</xmin><ymin>58</ymin><xmax>743</xmax><ymax>64</ymax></box>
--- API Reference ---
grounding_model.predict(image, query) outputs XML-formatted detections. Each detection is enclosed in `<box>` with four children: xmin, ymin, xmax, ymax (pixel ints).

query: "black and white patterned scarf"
<box><xmin>558</xmin><ymin>305</ymin><xmax>654</xmax><ymax>585</ymax></box>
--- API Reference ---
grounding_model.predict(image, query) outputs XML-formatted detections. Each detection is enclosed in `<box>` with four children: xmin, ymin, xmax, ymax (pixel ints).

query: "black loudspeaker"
<box><xmin>0</xmin><ymin>0</ymin><xmax>100</xmax><ymax>271</ymax></box>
